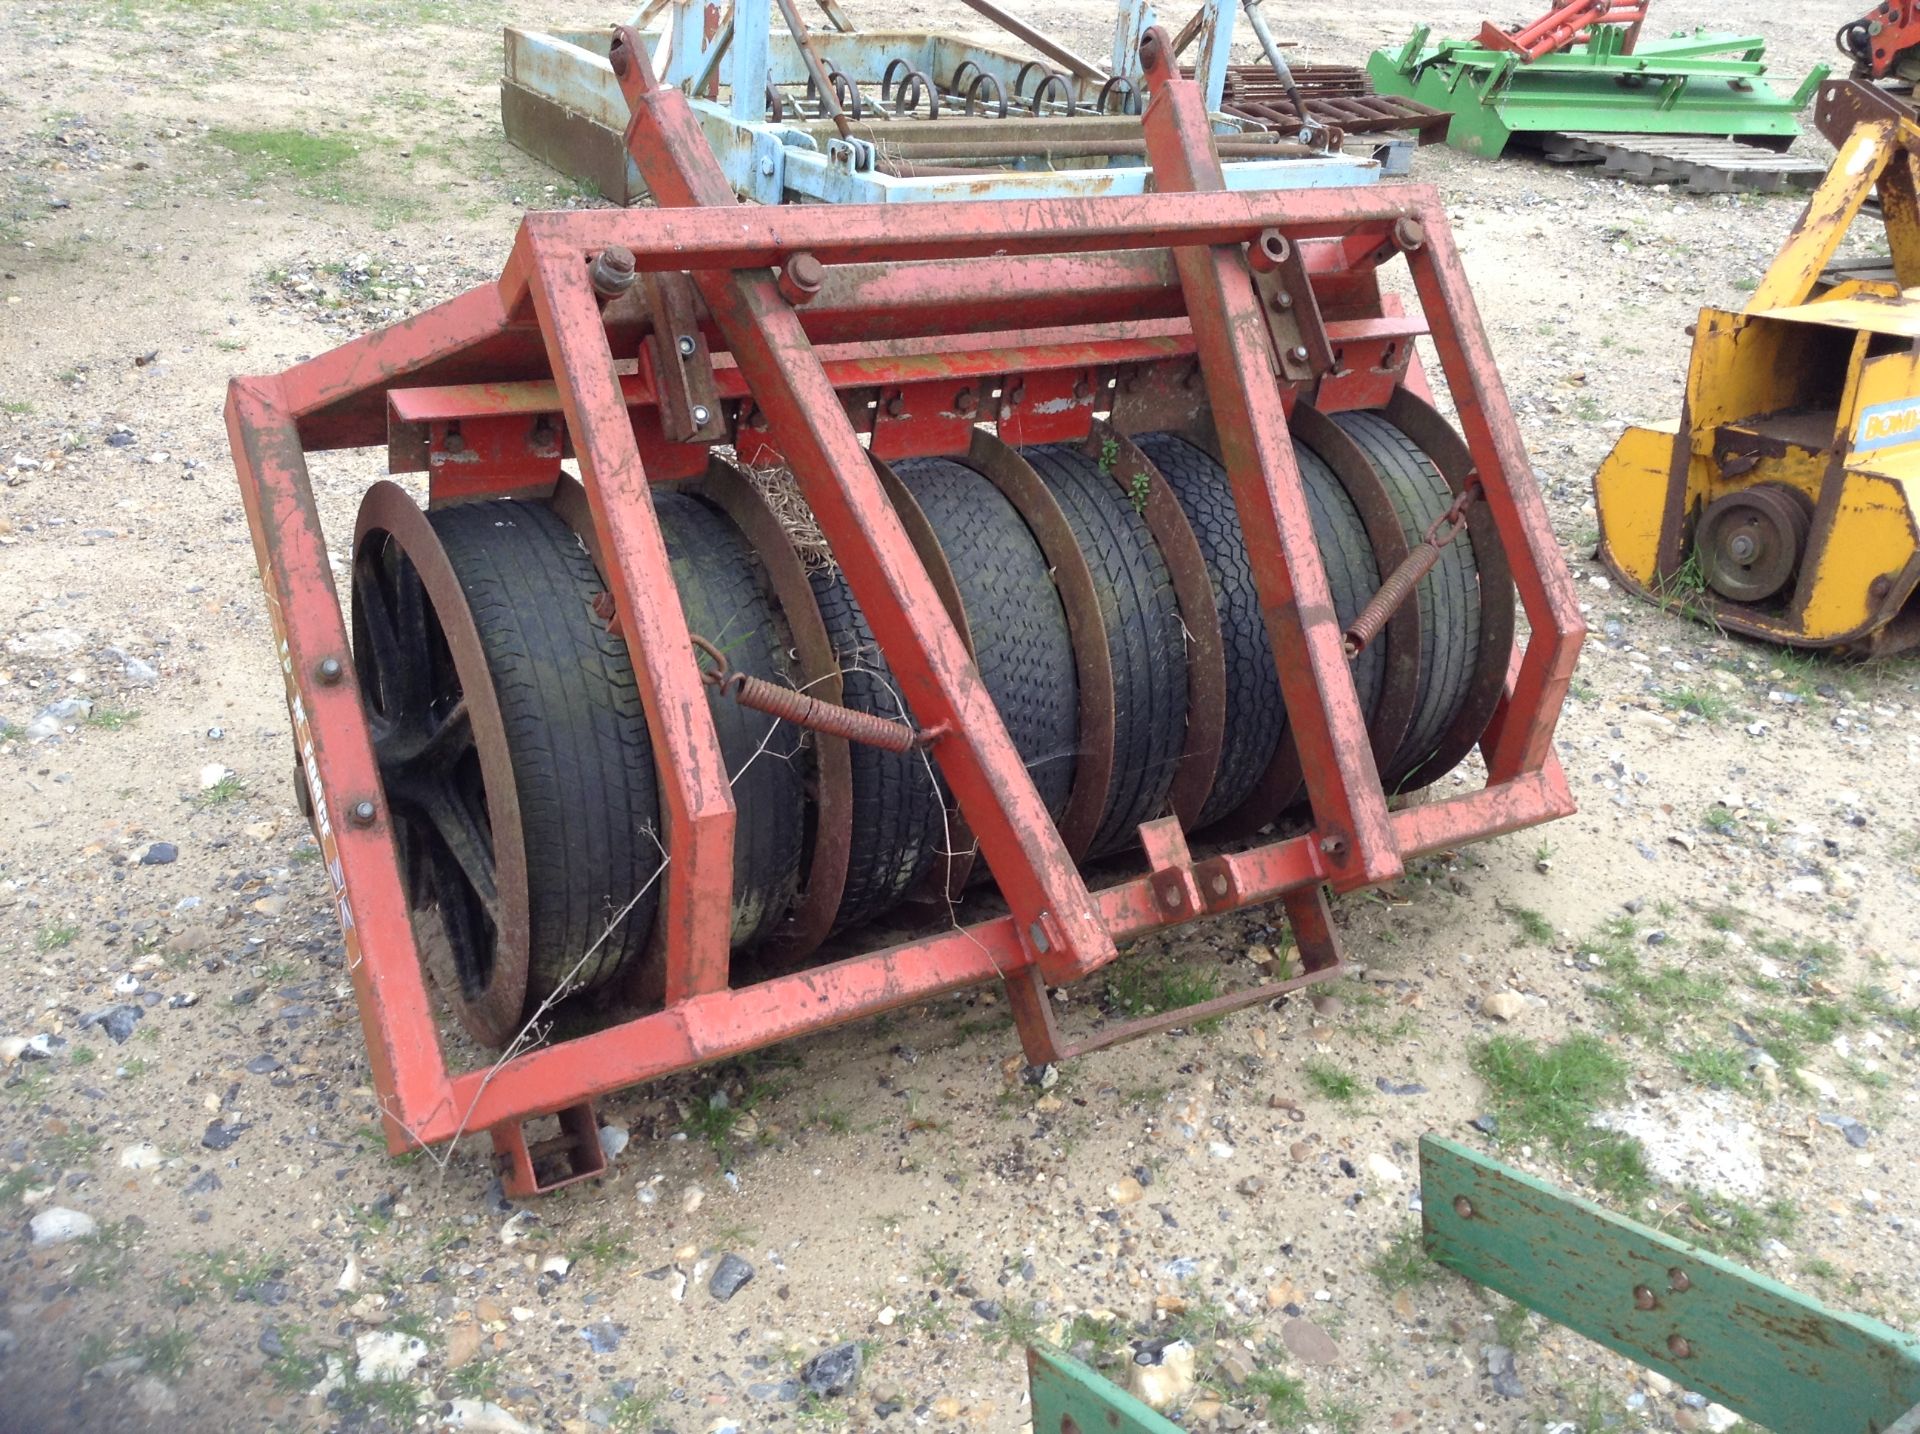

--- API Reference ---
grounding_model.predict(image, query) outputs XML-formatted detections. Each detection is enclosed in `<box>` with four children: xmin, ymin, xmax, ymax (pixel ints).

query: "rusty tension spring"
<box><xmin>1343</xmin><ymin>480</ymin><xmax>1484</xmax><ymax>658</ymax></box>
<box><xmin>691</xmin><ymin>635</ymin><xmax>925</xmax><ymax>753</ymax></box>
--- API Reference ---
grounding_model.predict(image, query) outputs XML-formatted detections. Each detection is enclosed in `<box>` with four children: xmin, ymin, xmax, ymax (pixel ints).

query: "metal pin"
<box><xmin>316</xmin><ymin>657</ymin><xmax>344</xmax><ymax>685</ymax></box>
<box><xmin>348</xmin><ymin>800</ymin><xmax>377</xmax><ymax>827</ymax></box>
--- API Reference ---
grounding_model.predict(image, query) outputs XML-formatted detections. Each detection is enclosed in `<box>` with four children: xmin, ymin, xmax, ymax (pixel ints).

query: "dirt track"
<box><xmin>2</xmin><ymin>1</ymin><xmax>1917</xmax><ymax>1431</ymax></box>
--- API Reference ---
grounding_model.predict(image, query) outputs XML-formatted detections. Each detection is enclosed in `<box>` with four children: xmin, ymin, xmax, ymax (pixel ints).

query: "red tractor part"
<box><xmin>225</xmin><ymin>25</ymin><xmax>1581</xmax><ymax>1195</ymax></box>
<box><xmin>1478</xmin><ymin>0</ymin><xmax>1650</xmax><ymax>62</ymax></box>
<box><xmin>1838</xmin><ymin>2</ymin><xmax>1920</xmax><ymax>79</ymax></box>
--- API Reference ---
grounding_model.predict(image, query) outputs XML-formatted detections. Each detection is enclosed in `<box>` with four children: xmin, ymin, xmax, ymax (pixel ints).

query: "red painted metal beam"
<box><xmin>1136</xmin><ymin>26</ymin><xmax>1400</xmax><ymax>890</ymax></box>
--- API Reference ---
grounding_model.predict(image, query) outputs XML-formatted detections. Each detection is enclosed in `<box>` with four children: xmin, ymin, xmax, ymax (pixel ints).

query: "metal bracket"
<box><xmin>491</xmin><ymin>1101</ymin><xmax>607</xmax><ymax>1197</ymax></box>
<box><xmin>1247</xmin><ymin>227</ymin><xmax>1335</xmax><ymax>387</ymax></box>
<box><xmin>642</xmin><ymin>271</ymin><xmax>727</xmax><ymax>443</ymax></box>
<box><xmin>824</xmin><ymin>135</ymin><xmax>878</xmax><ymax>173</ymax></box>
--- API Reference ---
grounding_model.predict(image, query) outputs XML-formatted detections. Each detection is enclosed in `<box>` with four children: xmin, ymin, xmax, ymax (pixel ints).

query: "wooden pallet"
<box><xmin>1540</xmin><ymin>131</ymin><xmax>1827</xmax><ymax>193</ymax></box>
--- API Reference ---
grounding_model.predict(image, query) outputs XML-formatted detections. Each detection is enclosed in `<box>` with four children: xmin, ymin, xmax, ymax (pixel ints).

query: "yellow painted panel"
<box><xmin>1595</xmin><ymin>424</ymin><xmax>1679</xmax><ymax>584</ymax></box>
<box><xmin>1843</xmin><ymin>350</ymin><xmax>1920</xmax><ymax>459</ymax></box>
<box><xmin>1704</xmin><ymin>449</ymin><xmax>1830</xmax><ymax>507</ymax></box>
<box><xmin>1800</xmin><ymin>470</ymin><xmax>1919</xmax><ymax>637</ymax></box>
<box><xmin>1757</xmin><ymin>292</ymin><xmax>1920</xmax><ymax>338</ymax></box>
<box><xmin>1685</xmin><ymin>312</ymin><xmax>1856</xmax><ymax>435</ymax></box>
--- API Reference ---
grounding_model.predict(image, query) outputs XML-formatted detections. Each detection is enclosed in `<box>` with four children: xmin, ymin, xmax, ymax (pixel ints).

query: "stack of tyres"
<box><xmin>348</xmin><ymin>401</ymin><xmax>1510</xmax><ymax>1047</ymax></box>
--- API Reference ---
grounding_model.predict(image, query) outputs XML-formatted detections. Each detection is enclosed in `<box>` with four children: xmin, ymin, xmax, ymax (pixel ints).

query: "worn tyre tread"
<box><xmin>1332</xmin><ymin>410</ymin><xmax>1479</xmax><ymax>785</ymax></box>
<box><xmin>430</xmin><ymin>500</ymin><xmax>661</xmax><ymax>1004</ymax></box>
<box><xmin>807</xmin><ymin>565</ymin><xmax>944</xmax><ymax>930</ymax></box>
<box><xmin>655</xmin><ymin>492</ymin><xmax>807</xmax><ymax>952</ymax></box>
<box><xmin>893</xmin><ymin>457</ymin><xmax>1079</xmax><ymax>819</ymax></box>
<box><xmin>1023</xmin><ymin>442</ymin><xmax>1187</xmax><ymax>856</ymax></box>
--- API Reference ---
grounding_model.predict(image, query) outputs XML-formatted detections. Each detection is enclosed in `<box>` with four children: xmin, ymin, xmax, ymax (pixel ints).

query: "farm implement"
<box><xmin>502</xmin><ymin>0</ymin><xmax>1427</xmax><ymax>208</ymax></box>
<box><xmin>1594</xmin><ymin>77</ymin><xmax>1920</xmax><ymax>656</ymax></box>
<box><xmin>225</xmin><ymin>25</ymin><xmax>1581</xmax><ymax>1193</ymax></box>
<box><xmin>1369</xmin><ymin>0</ymin><xmax>1830</xmax><ymax>193</ymax></box>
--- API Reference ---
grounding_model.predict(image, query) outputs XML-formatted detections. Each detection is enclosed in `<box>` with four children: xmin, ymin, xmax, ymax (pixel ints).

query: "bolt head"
<box><xmin>1289</xmin><ymin>345</ymin><xmax>1310</xmax><ymax>363</ymax></box>
<box><xmin>1667</xmin><ymin>1334</ymin><xmax>1692</xmax><ymax>1360</ymax></box>
<box><xmin>1452</xmin><ymin>1195</ymin><xmax>1474</xmax><ymax>1219</ymax></box>
<box><xmin>677</xmin><ymin>335</ymin><xmax>697</xmax><ymax>357</ymax></box>
<box><xmin>349</xmin><ymin>800</ymin><xmax>377</xmax><ymax>827</ymax></box>
<box><xmin>1634</xmin><ymin>1285</ymin><xmax>1657</xmax><ymax>1310</ymax></box>
<box><xmin>691</xmin><ymin>405</ymin><xmax>712</xmax><ymax>427</ymax></box>
<box><xmin>317</xmin><ymin>657</ymin><xmax>344</xmax><ymax>685</ymax></box>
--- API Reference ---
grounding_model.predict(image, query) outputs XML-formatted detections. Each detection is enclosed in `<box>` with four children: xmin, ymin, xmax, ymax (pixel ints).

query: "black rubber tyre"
<box><xmin>1023</xmin><ymin>442</ymin><xmax>1188</xmax><ymax>857</ymax></box>
<box><xmin>1130</xmin><ymin>433</ymin><xmax>1282</xmax><ymax>825</ymax></box>
<box><xmin>1298</xmin><ymin>439</ymin><xmax>1387</xmax><ymax>753</ymax></box>
<box><xmin>430</xmin><ymin>500</ymin><xmax>662</xmax><ymax>1005</ymax></box>
<box><xmin>806</xmin><ymin>564</ymin><xmax>944</xmax><ymax>930</ymax></box>
<box><xmin>1130</xmin><ymin>434</ymin><xmax>1384</xmax><ymax>821</ymax></box>
<box><xmin>654</xmin><ymin>492</ymin><xmax>807</xmax><ymax>951</ymax></box>
<box><xmin>1331</xmin><ymin>410</ymin><xmax>1480</xmax><ymax>786</ymax></box>
<box><xmin>892</xmin><ymin>456</ymin><xmax>1079</xmax><ymax>819</ymax></box>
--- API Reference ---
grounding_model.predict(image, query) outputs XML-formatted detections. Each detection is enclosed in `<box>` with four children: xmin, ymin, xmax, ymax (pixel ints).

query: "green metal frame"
<box><xmin>1029</xmin><ymin>1346</ymin><xmax>1182</xmax><ymax>1433</ymax></box>
<box><xmin>1421</xmin><ymin>1136</ymin><xmax>1920</xmax><ymax>1433</ymax></box>
<box><xmin>1367</xmin><ymin>24</ymin><xmax>1828</xmax><ymax>156</ymax></box>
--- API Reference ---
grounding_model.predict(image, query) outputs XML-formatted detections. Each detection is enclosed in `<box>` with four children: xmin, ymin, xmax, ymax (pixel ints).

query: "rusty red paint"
<box><xmin>223</xmin><ymin>28</ymin><xmax>1582</xmax><ymax>1187</ymax></box>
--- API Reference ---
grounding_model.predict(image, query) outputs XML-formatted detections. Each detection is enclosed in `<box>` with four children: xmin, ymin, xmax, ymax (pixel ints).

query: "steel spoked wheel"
<box><xmin>352</xmin><ymin>484</ymin><xmax>532</xmax><ymax>1047</ymax></box>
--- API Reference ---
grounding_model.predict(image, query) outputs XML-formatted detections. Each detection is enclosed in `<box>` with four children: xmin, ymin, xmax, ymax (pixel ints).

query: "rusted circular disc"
<box><xmin>1698</xmin><ymin>482</ymin><xmax>1812</xmax><ymax>604</ymax></box>
<box><xmin>871</xmin><ymin>455</ymin><xmax>981</xmax><ymax>902</ymax></box>
<box><xmin>1085</xmin><ymin>419</ymin><xmax>1226</xmax><ymax>831</ymax></box>
<box><xmin>352</xmin><ymin>480</ymin><xmax>532</xmax><ymax>1049</ymax></box>
<box><xmin>1382</xmin><ymin>387</ymin><xmax>1517</xmax><ymax>794</ymax></box>
<box><xmin>692</xmin><ymin>456</ymin><xmax>850</xmax><ymax>967</ymax></box>
<box><xmin>964</xmin><ymin>428</ymin><xmax>1115</xmax><ymax>863</ymax></box>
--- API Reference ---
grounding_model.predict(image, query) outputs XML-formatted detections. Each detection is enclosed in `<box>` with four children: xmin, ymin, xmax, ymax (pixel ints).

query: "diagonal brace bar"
<box><xmin>1135</xmin><ymin>25</ymin><xmax>1399</xmax><ymax>888</ymax></box>
<box><xmin>607</xmin><ymin>25</ymin><xmax>1114</xmax><ymax>985</ymax></box>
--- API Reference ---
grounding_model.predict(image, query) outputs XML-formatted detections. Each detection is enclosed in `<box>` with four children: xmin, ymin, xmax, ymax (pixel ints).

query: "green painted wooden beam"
<box><xmin>1028</xmin><ymin>1346</ymin><xmax>1182</xmax><ymax>1434</ymax></box>
<box><xmin>1420</xmin><ymin>1135</ymin><xmax>1920</xmax><ymax>1434</ymax></box>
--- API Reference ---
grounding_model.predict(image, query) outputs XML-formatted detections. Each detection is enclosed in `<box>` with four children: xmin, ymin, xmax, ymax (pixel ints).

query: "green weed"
<box><xmin>1368</xmin><ymin>1230</ymin><xmax>1438</xmax><ymax>1292</ymax></box>
<box><xmin>35</xmin><ymin>922</ymin><xmax>80</xmax><ymax>952</ymax></box>
<box><xmin>1303</xmin><ymin>1059</ymin><xmax>1361</xmax><ymax>1105</ymax></box>
<box><xmin>1471</xmin><ymin>1034</ymin><xmax>1648</xmax><ymax>1198</ymax></box>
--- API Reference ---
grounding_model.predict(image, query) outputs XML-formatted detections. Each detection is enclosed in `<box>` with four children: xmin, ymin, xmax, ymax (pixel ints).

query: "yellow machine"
<box><xmin>1594</xmin><ymin>82</ymin><xmax>1920</xmax><ymax>655</ymax></box>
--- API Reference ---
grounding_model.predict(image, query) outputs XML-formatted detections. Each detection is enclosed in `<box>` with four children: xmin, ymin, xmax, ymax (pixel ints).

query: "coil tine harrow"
<box><xmin>226</xmin><ymin>25</ymin><xmax>1581</xmax><ymax>1194</ymax></box>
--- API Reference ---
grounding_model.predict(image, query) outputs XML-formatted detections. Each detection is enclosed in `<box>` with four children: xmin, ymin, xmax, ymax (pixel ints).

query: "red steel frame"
<box><xmin>1479</xmin><ymin>0</ymin><xmax>1649</xmax><ymax>61</ymax></box>
<box><xmin>225</xmin><ymin>26</ymin><xmax>1581</xmax><ymax>1192</ymax></box>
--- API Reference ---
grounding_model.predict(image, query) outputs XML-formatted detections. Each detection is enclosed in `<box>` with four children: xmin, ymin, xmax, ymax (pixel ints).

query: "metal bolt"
<box><xmin>1452</xmin><ymin>1195</ymin><xmax>1474</xmax><ymax>1219</ymax></box>
<box><xmin>1871</xmin><ymin>574</ymin><xmax>1892</xmax><ymax>600</ymax></box>
<box><xmin>1633</xmin><ymin>1285</ymin><xmax>1657</xmax><ymax>1310</ymax></box>
<box><xmin>1027</xmin><ymin>920</ymin><xmax>1051</xmax><ymax>955</ymax></box>
<box><xmin>885</xmin><ymin>395</ymin><xmax>906</xmax><ymax>418</ymax></box>
<box><xmin>677</xmin><ymin>335</ymin><xmax>697</xmax><ymax>358</ymax></box>
<box><xmin>778</xmin><ymin>252</ymin><xmax>825</xmax><ymax>307</ymax></box>
<box><xmin>1271</xmin><ymin>289</ymin><xmax>1294</xmax><ymax>311</ymax></box>
<box><xmin>1728</xmin><ymin>533</ymin><xmax>1759</xmax><ymax>563</ymax></box>
<box><xmin>589</xmin><ymin>245</ymin><xmax>638</xmax><ymax>300</ymax></box>
<box><xmin>1210</xmin><ymin>873</ymin><xmax>1229</xmax><ymax>897</ymax></box>
<box><xmin>1289</xmin><ymin>345</ymin><xmax>1310</xmax><ymax>363</ymax></box>
<box><xmin>316</xmin><ymin>657</ymin><xmax>345</xmax><ymax>685</ymax></box>
<box><xmin>1393</xmin><ymin>216</ymin><xmax>1427</xmax><ymax>253</ymax></box>
<box><xmin>1160</xmin><ymin>884</ymin><xmax>1181</xmax><ymax>910</ymax></box>
<box><xmin>348</xmin><ymin>800</ymin><xmax>377</xmax><ymax>827</ymax></box>
<box><xmin>1668</xmin><ymin>1268</ymin><xmax>1691</xmax><ymax>1293</ymax></box>
<box><xmin>953</xmin><ymin>387</ymin><xmax>978</xmax><ymax>416</ymax></box>
<box><xmin>1319</xmin><ymin>834</ymin><xmax>1348</xmax><ymax>860</ymax></box>
<box><xmin>1667</xmin><ymin>1334</ymin><xmax>1692</xmax><ymax>1360</ymax></box>
<box><xmin>691</xmin><ymin>405</ymin><xmax>712</xmax><ymax>427</ymax></box>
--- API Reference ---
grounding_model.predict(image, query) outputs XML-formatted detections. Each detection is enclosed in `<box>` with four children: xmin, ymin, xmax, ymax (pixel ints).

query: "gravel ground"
<box><xmin>1</xmin><ymin>1</ymin><xmax>1916</xmax><ymax>1432</ymax></box>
